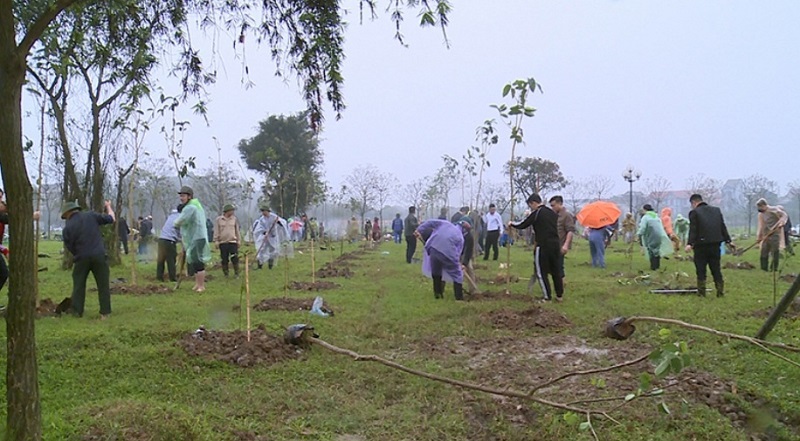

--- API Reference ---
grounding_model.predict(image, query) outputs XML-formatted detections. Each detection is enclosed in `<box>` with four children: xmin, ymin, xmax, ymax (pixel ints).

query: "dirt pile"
<box><xmin>110</xmin><ymin>284</ymin><xmax>173</xmax><ymax>295</ymax></box>
<box><xmin>781</xmin><ymin>273</ymin><xmax>797</xmax><ymax>284</ymax></box>
<box><xmin>468</xmin><ymin>291</ymin><xmax>530</xmax><ymax>302</ymax></box>
<box><xmin>252</xmin><ymin>297</ymin><xmax>334</xmax><ymax>315</ymax></box>
<box><xmin>178</xmin><ymin>324</ymin><xmax>303</xmax><ymax>367</ymax></box>
<box><xmin>724</xmin><ymin>261</ymin><xmax>756</xmax><ymax>270</ymax></box>
<box><xmin>481</xmin><ymin>307</ymin><xmax>572</xmax><ymax>331</ymax></box>
<box><xmin>316</xmin><ymin>262</ymin><xmax>354</xmax><ymax>278</ymax></box>
<box><xmin>288</xmin><ymin>280</ymin><xmax>339</xmax><ymax>291</ymax></box>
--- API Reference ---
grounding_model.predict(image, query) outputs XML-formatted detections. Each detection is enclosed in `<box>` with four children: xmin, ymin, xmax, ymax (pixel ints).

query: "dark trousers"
<box><xmin>0</xmin><ymin>254</ymin><xmax>8</xmax><ymax>292</ymax></box>
<box><xmin>693</xmin><ymin>244</ymin><xmax>723</xmax><ymax>283</ymax></box>
<box><xmin>760</xmin><ymin>236</ymin><xmax>780</xmax><ymax>272</ymax></box>
<box><xmin>138</xmin><ymin>237</ymin><xmax>149</xmax><ymax>255</ymax></box>
<box><xmin>219</xmin><ymin>242</ymin><xmax>240</xmax><ymax>275</ymax></box>
<box><xmin>71</xmin><ymin>254</ymin><xmax>111</xmax><ymax>316</ymax></box>
<box><xmin>534</xmin><ymin>245</ymin><xmax>563</xmax><ymax>300</ymax></box>
<box><xmin>483</xmin><ymin>230</ymin><xmax>500</xmax><ymax>260</ymax></box>
<box><xmin>119</xmin><ymin>238</ymin><xmax>128</xmax><ymax>255</ymax></box>
<box><xmin>157</xmin><ymin>239</ymin><xmax>177</xmax><ymax>282</ymax></box>
<box><xmin>405</xmin><ymin>235</ymin><xmax>417</xmax><ymax>263</ymax></box>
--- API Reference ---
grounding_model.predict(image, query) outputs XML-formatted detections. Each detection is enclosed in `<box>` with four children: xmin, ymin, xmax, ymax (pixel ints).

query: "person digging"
<box><xmin>173</xmin><ymin>186</ymin><xmax>211</xmax><ymax>292</ymax></box>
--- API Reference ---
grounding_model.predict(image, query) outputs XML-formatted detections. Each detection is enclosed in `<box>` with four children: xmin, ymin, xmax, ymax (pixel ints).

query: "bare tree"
<box><xmin>403</xmin><ymin>178</ymin><xmax>427</xmax><ymax>213</ymax></box>
<box><xmin>740</xmin><ymin>174</ymin><xmax>778</xmax><ymax>235</ymax></box>
<box><xmin>686</xmin><ymin>174</ymin><xmax>722</xmax><ymax>204</ymax></box>
<box><xmin>788</xmin><ymin>180</ymin><xmax>800</xmax><ymax>223</ymax></box>
<box><xmin>374</xmin><ymin>171</ymin><xmax>398</xmax><ymax>227</ymax></box>
<box><xmin>643</xmin><ymin>175</ymin><xmax>671</xmax><ymax>211</ymax></box>
<box><xmin>342</xmin><ymin>164</ymin><xmax>381</xmax><ymax>225</ymax></box>
<box><xmin>585</xmin><ymin>175</ymin><xmax>615</xmax><ymax>201</ymax></box>
<box><xmin>563</xmin><ymin>177</ymin><xmax>586</xmax><ymax>215</ymax></box>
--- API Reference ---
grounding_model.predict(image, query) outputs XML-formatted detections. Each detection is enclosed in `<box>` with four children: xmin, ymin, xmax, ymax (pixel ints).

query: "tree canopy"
<box><xmin>503</xmin><ymin>156</ymin><xmax>566</xmax><ymax>199</ymax></box>
<box><xmin>237</xmin><ymin>112</ymin><xmax>324</xmax><ymax>216</ymax></box>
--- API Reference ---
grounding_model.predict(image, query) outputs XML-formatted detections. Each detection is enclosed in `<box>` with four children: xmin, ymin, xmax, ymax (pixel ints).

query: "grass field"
<box><xmin>1</xmin><ymin>236</ymin><xmax>799</xmax><ymax>441</ymax></box>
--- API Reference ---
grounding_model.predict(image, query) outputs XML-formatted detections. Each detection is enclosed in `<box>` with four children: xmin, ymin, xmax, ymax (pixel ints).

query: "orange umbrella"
<box><xmin>577</xmin><ymin>201</ymin><xmax>622</xmax><ymax>229</ymax></box>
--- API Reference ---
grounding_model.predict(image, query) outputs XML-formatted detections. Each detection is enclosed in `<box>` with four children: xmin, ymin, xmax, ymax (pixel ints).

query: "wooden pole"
<box><xmin>755</xmin><ymin>275</ymin><xmax>800</xmax><ymax>340</ymax></box>
<box><xmin>311</xmin><ymin>238</ymin><xmax>316</xmax><ymax>284</ymax></box>
<box><xmin>245</xmin><ymin>254</ymin><xmax>251</xmax><ymax>342</ymax></box>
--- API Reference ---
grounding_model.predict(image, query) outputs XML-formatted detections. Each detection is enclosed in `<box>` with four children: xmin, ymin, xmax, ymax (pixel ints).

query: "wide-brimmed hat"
<box><xmin>177</xmin><ymin>186</ymin><xmax>194</xmax><ymax>196</ymax></box>
<box><xmin>223</xmin><ymin>204</ymin><xmax>235</xmax><ymax>212</ymax></box>
<box><xmin>60</xmin><ymin>200</ymin><xmax>81</xmax><ymax>219</ymax></box>
<box><xmin>260</xmin><ymin>205</ymin><xmax>271</xmax><ymax>212</ymax></box>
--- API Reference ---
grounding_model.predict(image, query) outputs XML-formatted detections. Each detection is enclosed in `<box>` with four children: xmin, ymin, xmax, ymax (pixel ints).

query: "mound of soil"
<box><xmin>488</xmin><ymin>274</ymin><xmax>520</xmax><ymax>284</ymax></box>
<box><xmin>335</xmin><ymin>252</ymin><xmax>365</xmax><ymax>263</ymax></box>
<box><xmin>316</xmin><ymin>262</ymin><xmax>354</xmax><ymax>278</ymax></box>
<box><xmin>110</xmin><ymin>284</ymin><xmax>173</xmax><ymax>295</ymax></box>
<box><xmin>178</xmin><ymin>324</ymin><xmax>302</xmax><ymax>367</ymax></box>
<box><xmin>673</xmin><ymin>254</ymin><xmax>694</xmax><ymax>262</ymax></box>
<box><xmin>724</xmin><ymin>261</ymin><xmax>756</xmax><ymax>270</ymax></box>
<box><xmin>747</xmin><ymin>298</ymin><xmax>800</xmax><ymax>320</ymax></box>
<box><xmin>481</xmin><ymin>307</ymin><xmax>572</xmax><ymax>331</ymax></box>
<box><xmin>781</xmin><ymin>273</ymin><xmax>797</xmax><ymax>284</ymax></box>
<box><xmin>468</xmin><ymin>291</ymin><xmax>530</xmax><ymax>302</ymax></box>
<box><xmin>288</xmin><ymin>280</ymin><xmax>339</xmax><ymax>291</ymax></box>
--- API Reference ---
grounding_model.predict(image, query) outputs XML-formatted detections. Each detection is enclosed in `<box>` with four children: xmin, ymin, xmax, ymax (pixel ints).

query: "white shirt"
<box><xmin>484</xmin><ymin>211</ymin><xmax>504</xmax><ymax>234</ymax></box>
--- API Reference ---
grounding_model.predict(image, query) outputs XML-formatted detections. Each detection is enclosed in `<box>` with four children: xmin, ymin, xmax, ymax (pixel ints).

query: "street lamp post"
<box><xmin>622</xmin><ymin>166</ymin><xmax>642</xmax><ymax>215</ymax></box>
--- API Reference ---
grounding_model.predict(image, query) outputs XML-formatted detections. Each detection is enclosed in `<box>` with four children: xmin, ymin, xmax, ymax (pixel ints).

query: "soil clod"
<box><xmin>178</xmin><ymin>324</ymin><xmax>303</xmax><ymax>367</ymax></box>
<box><xmin>481</xmin><ymin>307</ymin><xmax>572</xmax><ymax>331</ymax></box>
<box><xmin>288</xmin><ymin>280</ymin><xmax>339</xmax><ymax>291</ymax></box>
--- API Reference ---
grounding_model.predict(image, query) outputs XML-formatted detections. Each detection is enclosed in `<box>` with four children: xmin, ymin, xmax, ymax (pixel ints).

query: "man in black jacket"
<box><xmin>404</xmin><ymin>206</ymin><xmax>419</xmax><ymax>263</ymax></box>
<box><xmin>686</xmin><ymin>194</ymin><xmax>733</xmax><ymax>297</ymax></box>
<box><xmin>508</xmin><ymin>193</ymin><xmax>563</xmax><ymax>302</ymax></box>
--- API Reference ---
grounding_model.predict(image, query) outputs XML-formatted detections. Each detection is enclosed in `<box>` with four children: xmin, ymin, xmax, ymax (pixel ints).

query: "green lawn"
<box><xmin>1</xmin><ymin>237</ymin><xmax>799</xmax><ymax>440</ymax></box>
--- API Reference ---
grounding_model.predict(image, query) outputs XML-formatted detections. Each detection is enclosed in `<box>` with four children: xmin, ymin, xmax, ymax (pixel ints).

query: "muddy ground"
<box><xmin>399</xmin><ymin>334</ymin><xmax>799</xmax><ymax>439</ymax></box>
<box><xmin>481</xmin><ymin>307</ymin><xmax>572</xmax><ymax>331</ymax></box>
<box><xmin>288</xmin><ymin>280</ymin><xmax>339</xmax><ymax>291</ymax></box>
<box><xmin>316</xmin><ymin>262</ymin><xmax>354</xmax><ymax>279</ymax></box>
<box><xmin>724</xmin><ymin>261</ymin><xmax>756</xmax><ymax>270</ymax></box>
<box><xmin>468</xmin><ymin>290</ymin><xmax>532</xmax><ymax>302</ymax></box>
<box><xmin>110</xmin><ymin>284</ymin><xmax>173</xmax><ymax>295</ymax></box>
<box><xmin>178</xmin><ymin>324</ymin><xmax>303</xmax><ymax>367</ymax></box>
<box><xmin>487</xmin><ymin>274</ymin><xmax>520</xmax><ymax>284</ymax></box>
<box><xmin>252</xmin><ymin>297</ymin><xmax>335</xmax><ymax>315</ymax></box>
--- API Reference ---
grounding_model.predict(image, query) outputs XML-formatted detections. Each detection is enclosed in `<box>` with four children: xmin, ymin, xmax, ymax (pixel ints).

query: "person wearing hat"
<box><xmin>174</xmin><ymin>186</ymin><xmax>211</xmax><ymax>292</ymax></box>
<box><xmin>756</xmin><ymin>198</ymin><xmax>788</xmax><ymax>272</ymax></box>
<box><xmin>61</xmin><ymin>199</ymin><xmax>115</xmax><ymax>318</ymax></box>
<box><xmin>252</xmin><ymin>205</ymin><xmax>289</xmax><ymax>269</ymax></box>
<box><xmin>636</xmin><ymin>204</ymin><xmax>672</xmax><ymax>271</ymax></box>
<box><xmin>157</xmin><ymin>206</ymin><xmax>182</xmax><ymax>282</ymax></box>
<box><xmin>214</xmin><ymin>204</ymin><xmax>241</xmax><ymax>277</ymax></box>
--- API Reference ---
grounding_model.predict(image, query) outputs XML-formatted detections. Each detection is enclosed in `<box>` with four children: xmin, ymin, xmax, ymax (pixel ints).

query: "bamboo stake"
<box><xmin>311</xmin><ymin>238</ymin><xmax>316</xmax><ymax>284</ymax></box>
<box><xmin>245</xmin><ymin>253</ymin><xmax>251</xmax><ymax>342</ymax></box>
<box><xmin>34</xmin><ymin>96</ymin><xmax>46</xmax><ymax>307</ymax></box>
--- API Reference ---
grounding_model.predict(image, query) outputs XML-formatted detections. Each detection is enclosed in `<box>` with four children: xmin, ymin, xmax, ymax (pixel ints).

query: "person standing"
<box><xmin>686</xmin><ymin>194</ymin><xmax>733</xmax><ymax>297</ymax></box>
<box><xmin>756</xmin><ymin>199</ymin><xmax>788</xmax><ymax>272</ymax></box>
<box><xmin>138</xmin><ymin>215</ymin><xmax>153</xmax><ymax>255</ymax></box>
<box><xmin>117</xmin><ymin>217</ymin><xmax>130</xmax><ymax>255</ymax></box>
<box><xmin>391</xmin><ymin>213</ymin><xmax>403</xmax><ymax>244</ymax></box>
<box><xmin>458</xmin><ymin>219</ymin><xmax>479</xmax><ymax>295</ymax></box>
<box><xmin>483</xmin><ymin>203</ymin><xmax>503</xmax><ymax>261</ymax></box>
<box><xmin>674</xmin><ymin>214</ymin><xmax>690</xmax><ymax>248</ymax></box>
<box><xmin>508</xmin><ymin>194</ymin><xmax>563</xmax><ymax>302</ymax></box>
<box><xmin>415</xmin><ymin>219</ymin><xmax>465</xmax><ymax>300</ymax></box>
<box><xmin>637</xmin><ymin>204</ymin><xmax>672</xmax><ymax>271</ymax></box>
<box><xmin>174</xmin><ymin>186</ymin><xmax>211</xmax><ymax>292</ymax></box>
<box><xmin>363</xmin><ymin>219</ymin><xmax>372</xmax><ymax>241</ymax></box>
<box><xmin>214</xmin><ymin>204</ymin><xmax>241</xmax><ymax>278</ymax></box>
<box><xmin>371</xmin><ymin>216</ymin><xmax>382</xmax><ymax>242</ymax></box>
<box><xmin>61</xmin><ymin>199</ymin><xmax>115</xmax><ymax>319</ymax></box>
<box><xmin>660</xmin><ymin>207</ymin><xmax>681</xmax><ymax>253</ymax></box>
<box><xmin>253</xmin><ymin>206</ymin><xmax>289</xmax><ymax>269</ymax></box>
<box><xmin>587</xmin><ymin>228</ymin><xmax>609</xmax><ymax>269</ymax></box>
<box><xmin>404</xmin><ymin>206</ymin><xmax>419</xmax><ymax>263</ymax></box>
<box><xmin>438</xmin><ymin>207</ymin><xmax>448</xmax><ymax>220</ymax></box>
<box><xmin>780</xmin><ymin>208</ymin><xmax>794</xmax><ymax>256</ymax></box>
<box><xmin>157</xmin><ymin>206</ymin><xmax>181</xmax><ymax>282</ymax></box>
<box><xmin>549</xmin><ymin>196</ymin><xmax>575</xmax><ymax>279</ymax></box>
<box><xmin>621</xmin><ymin>213</ymin><xmax>636</xmax><ymax>244</ymax></box>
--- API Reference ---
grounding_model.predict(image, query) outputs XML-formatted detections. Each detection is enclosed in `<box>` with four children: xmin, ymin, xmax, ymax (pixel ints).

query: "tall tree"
<box><xmin>374</xmin><ymin>171</ymin><xmax>398</xmax><ymax>226</ymax></box>
<box><xmin>740</xmin><ymin>174</ymin><xmax>778</xmax><ymax>235</ymax></box>
<box><xmin>238</xmin><ymin>112</ymin><xmax>324</xmax><ymax>217</ymax></box>
<box><xmin>643</xmin><ymin>175</ymin><xmax>671</xmax><ymax>211</ymax></box>
<box><xmin>403</xmin><ymin>178</ymin><xmax>427</xmax><ymax>214</ymax></box>
<box><xmin>342</xmin><ymin>164</ymin><xmax>381</xmax><ymax>225</ymax></box>
<box><xmin>1</xmin><ymin>2</ymin><xmax>450</xmax><ymax>439</ymax></box>
<box><xmin>788</xmin><ymin>180</ymin><xmax>800</xmax><ymax>223</ymax></box>
<box><xmin>469</xmin><ymin>119</ymin><xmax>497</xmax><ymax>211</ymax></box>
<box><xmin>503</xmin><ymin>156</ymin><xmax>566</xmax><ymax>200</ymax></box>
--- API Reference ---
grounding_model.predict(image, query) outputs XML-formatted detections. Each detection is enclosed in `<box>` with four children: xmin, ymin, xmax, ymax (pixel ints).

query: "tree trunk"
<box><xmin>0</xmin><ymin>40</ymin><xmax>43</xmax><ymax>441</ymax></box>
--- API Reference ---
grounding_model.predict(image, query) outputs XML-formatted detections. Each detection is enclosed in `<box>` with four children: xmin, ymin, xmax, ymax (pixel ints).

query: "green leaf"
<box><xmin>563</xmin><ymin>412</ymin><xmax>580</xmax><ymax>426</ymax></box>
<box><xmin>502</xmin><ymin>84</ymin><xmax>512</xmax><ymax>97</ymax></box>
<box><xmin>679</xmin><ymin>341</ymin><xmax>689</xmax><ymax>353</ymax></box>
<box><xmin>659</xmin><ymin>402</ymin><xmax>671</xmax><ymax>415</ymax></box>
<box><xmin>658</xmin><ymin>328</ymin><xmax>671</xmax><ymax>339</ymax></box>
<box><xmin>650</xmin><ymin>388</ymin><xmax>664</xmax><ymax>396</ymax></box>
<box><xmin>655</xmin><ymin>358</ymin><xmax>671</xmax><ymax>378</ymax></box>
<box><xmin>625</xmin><ymin>393</ymin><xmax>636</xmax><ymax>402</ymax></box>
<box><xmin>639</xmin><ymin>373</ymin><xmax>652</xmax><ymax>390</ymax></box>
<box><xmin>670</xmin><ymin>355</ymin><xmax>684</xmax><ymax>373</ymax></box>
<box><xmin>579</xmin><ymin>421</ymin><xmax>591</xmax><ymax>431</ymax></box>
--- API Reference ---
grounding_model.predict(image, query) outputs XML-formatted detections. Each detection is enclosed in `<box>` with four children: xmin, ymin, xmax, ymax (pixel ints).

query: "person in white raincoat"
<box><xmin>637</xmin><ymin>204</ymin><xmax>673</xmax><ymax>271</ymax></box>
<box><xmin>252</xmin><ymin>205</ymin><xmax>291</xmax><ymax>269</ymax></box>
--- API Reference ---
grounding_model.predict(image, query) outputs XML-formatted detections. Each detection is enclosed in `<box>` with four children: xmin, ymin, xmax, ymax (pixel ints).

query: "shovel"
<box><xmin>174</xmin><ymin>250</ymin><xmax>186</xmax><ymax>290</ymax></box>
<box><xmin>734</xmin><ymin>226</ymin><xmax>780</xmax><ymax>256</ymax></box>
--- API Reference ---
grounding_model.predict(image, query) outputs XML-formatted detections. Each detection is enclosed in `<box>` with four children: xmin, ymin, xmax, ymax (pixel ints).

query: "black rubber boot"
<box><xmin>233</xmin><ymin>261</ymin><xmax>240</xmax><ymax>278</ymax></box>
<box><xmin>222</xmin><ymin>263</ymin><xmax>229</xmax><ymax>277</ymax></box>
<box><xmin>432</xmin><ymin>276</ymin><xmax>444</xmax><ymax>299</ymax></box>
<box><xmin>761</xmin><ymin>257</ymin><xmax>769</xmax><ymax>271</ymax></box>
<box><xmin>715</xmin><ymin>280</ymin><xmax>724</xmax><ymax>298</ymax></box>
<box><xmin>268</xmin><ymin>259</ymin><xmax>274</xmax><ymax>270</ymax></box>
<box><xmin>453</xmin><ymin>282</ymin><xmax>464</xmax><ymax>301</ymax></box>
<box><xmin>697</xmin><ymin>279</ymin><xmax>706</xmax><ymax>297</ymax></box>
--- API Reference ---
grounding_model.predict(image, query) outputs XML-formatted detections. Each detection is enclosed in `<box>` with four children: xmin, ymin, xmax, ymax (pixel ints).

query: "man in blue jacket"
<box><xmin>391</xmin><ymin>213</ymin><xmax>403</xmax><ymax>244</ymax></box>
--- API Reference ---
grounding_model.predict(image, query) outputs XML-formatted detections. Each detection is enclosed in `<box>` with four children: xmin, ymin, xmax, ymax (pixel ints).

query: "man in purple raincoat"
<box><xmin>414</xmin><ymin>219</ymin><xmax>465</xmax><ymax>300</ymax></box>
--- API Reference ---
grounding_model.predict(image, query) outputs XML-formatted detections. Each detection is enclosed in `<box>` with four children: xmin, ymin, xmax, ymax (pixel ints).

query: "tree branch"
<box><xmin>17</xmin><ymin>0</ymin><xmax>80</xmax><ymax>57</ymax></box>
<box><xmin>528</xmin><ymin>352</ymin><xmax>650</xmax><ymax>395</ymax></box>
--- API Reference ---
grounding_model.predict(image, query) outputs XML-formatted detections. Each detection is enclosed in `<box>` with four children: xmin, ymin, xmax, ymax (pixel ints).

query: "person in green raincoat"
<box><xmin>636</xmin><ymin>204</ymin><xmax>673</xmax><ymax>270</ymax></box>
<box><xmin>174</xmin><ymin>186</ymin><xmax>211</xmax><ymax>292</ymax></box>
<box><xmin>673</xmin><ymin>214</ymin><xmax>689</xmax><ymax>248</ymax></box>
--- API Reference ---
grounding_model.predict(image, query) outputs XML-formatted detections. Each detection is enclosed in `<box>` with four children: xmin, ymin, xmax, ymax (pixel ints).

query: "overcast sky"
<box><xmin>19</xmin><ymin>0</ymin><xmax>800</xmax><ymax>201</ymax></box>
